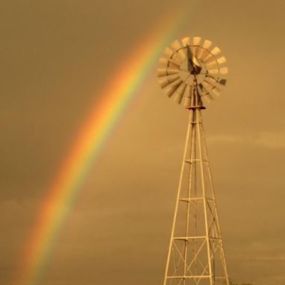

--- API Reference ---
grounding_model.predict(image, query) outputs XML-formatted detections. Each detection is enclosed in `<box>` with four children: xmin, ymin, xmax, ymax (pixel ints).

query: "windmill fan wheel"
<box><xmin>157</xmin><ymin>36</ymin><xmax>228</xmax><ymax>109</ymax></box>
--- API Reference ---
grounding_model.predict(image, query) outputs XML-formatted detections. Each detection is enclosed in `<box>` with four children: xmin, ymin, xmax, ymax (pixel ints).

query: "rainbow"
<box><xmin>14</xmin><ymin>10</ymin><xmax>186</xmax><ymax>285</ymax></box>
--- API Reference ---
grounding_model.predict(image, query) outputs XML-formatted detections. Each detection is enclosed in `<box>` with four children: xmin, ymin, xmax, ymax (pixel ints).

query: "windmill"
<box><xmin>157</xmin><ymin>36</ymin><xmax>230</xmax><ymax>285</ymax></box>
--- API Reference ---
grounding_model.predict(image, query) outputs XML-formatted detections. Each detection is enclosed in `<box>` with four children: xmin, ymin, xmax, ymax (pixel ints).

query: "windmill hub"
<box><xmin>157</xmin><ymin>36</ymin><xmax>228</xmax><ymax>109</ymax></box>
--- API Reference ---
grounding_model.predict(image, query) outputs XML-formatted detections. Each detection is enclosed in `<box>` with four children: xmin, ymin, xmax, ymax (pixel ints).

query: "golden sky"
<box><xmin>1</xmin><ymin>0</ymin><xmax>285</xmax><ymax>284</ymax></box>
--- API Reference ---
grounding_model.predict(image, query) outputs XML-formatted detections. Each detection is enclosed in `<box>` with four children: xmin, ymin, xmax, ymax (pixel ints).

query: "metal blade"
<box><xmin>159</xmin><ymin>57</ymin><xmax>180</xmax><ymax>68</ymax></box>
<box><xmin>205</xmin><ymin>56</ymin><xmax>227</xmax><ymax>67</ymax></box>
<box><xmin>171</xmin><ymin>40</ymin><xmax>182</xmax><ymax>50</ymax></box>
<box><xmin>198</xmin><ymin>83</ymin><xmax>207</xmax><ymax>97</ymax></box>
<box><xmin>199</xmin><ymin>83</ymin><xmax>214</xmax><ymax>100</ymax></box>
<box><xmin>217</xmin><ymin>56</ymin><xmax>226</xmax><ymax>65</ymax></box>
<box><xmin>189</xmin><ymin>37</ymin><xmax>201</xmax><ymax>58</ymax></box>
<box><xmin>175</xmin><ymin>83</ymin><xmax>185</xmax><ymax>104</ymax></box>
<box><xmin>158</xmin><ymin>78</ymin><xmax>169</xmax><ymax>89</ymax></box>
<box><xmin>182</xmin><ymin>37</ymin><xmax>191</xmax><ymax>47</ymax></box>
<box><xmin>205</xmin><ymin>60</ymin><xmax>218</xmax><ymax>69</ymax></box>
<box><xmin>164</xmin><ymin>47</ymin><xmax>173</xmax><ymax>57</ymax></box>
<box><xmin>205</xmin><ymin>80</ymin><xmax>221</xmax><ymax>97</ymax></box>
<box><xmin>206</xmin><ymin>76</ymin><xmax>219</xmax><ymax>87</ymax></box>
<box><xmin>203</xmin><ymin>46</ymin><xmax>221</xmax><ymax>62</ymax></box>
<box><xmin>157</xmin><ymin>68</ymin><xmax>179</xmax><ymax>77</ymax></box>
<box><xmin>192</xmin><ymin>36</ymin><xmax>202</xmax><ymax>46</ymax></box>
<box><xmin>165</xmin><ymin>80</ymin><xmax>183</xmax><ymax>97</ymax></box>
<box><xmin>159</xmin><ymin>57</ymin><xmax>168</xmax><ymax>65</ymax></box>
<box><xmin>197</xmin><ymin>39</ymin><xmax>212</xmax><ymax>61</ymax></box>
<box><xmin>171</xmin><ymin>40</ymin><xmax>186</xmax><ymax>62</ymax></box>
<box><xmin>201</xmin><ymin>93</ymin><xmax>211</xmax><ymax>104</ymax></box>
<box><xmin>201</xmin><ymin>81</ymin><xmax>217</xmax><ymax>99</ymax></box>
<box><xmin>212</xmin><ymin>88</ymin><xmax>221</xmax><ymax>97</ymax></box>
<box><xmin>205</xmin><ymin>74</ymin><xmax>227</xmax><ymax>87</ymax></box>
<box><xmin>208</xmin><ymin>68</ymin><xmax>219</xmax><ymax>75</ymax></box>
<box><xmin>211</xmin><ymin>46</ymin><xmax>221</xmax><ymax>56</ymax></box>
<box><xmin>190</xmin><ymin>46</ymin><xmax>198</xmax><ymax>59</ymax></box>
<box><xmin>219</xmin><ymin>67</ymin><xmax>229</xmax><ymax>75</ymax></box>
<box><xmin>158</xmin><ymin>75</ymin><xmax>180</xmax><ymax>88</ymax></box>
<box><xmin>205</xmin><ymin>77</ymin><xmax>218</xmax><ymax>88</ymax></box>
<box><xmin>202</xmin><ymin>39</ymin><xmax>212</xmax><ymax>50</ymax></box>
<box><xmin>174</xmin><ymin>83</ymin><xmax>187</xmax><ymax>102</ymax></box>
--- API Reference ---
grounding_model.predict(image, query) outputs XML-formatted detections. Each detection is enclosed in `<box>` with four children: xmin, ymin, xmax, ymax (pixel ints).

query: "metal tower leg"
<box><xmin>162</xmin><ymin>108</ymin><xmax>229</xmax><ymax>285</ymax></box>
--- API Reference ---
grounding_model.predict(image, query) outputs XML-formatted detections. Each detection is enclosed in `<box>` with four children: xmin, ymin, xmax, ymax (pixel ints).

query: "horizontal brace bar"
<box><xmin>173</xmin><ymin>236</ymin><xmax>206</xmax><ymax>240</ymax></box>
<box><xmin>167</xmin><ymin>275</ymin><xmax>211</xmax><ymax>279</ymax></box>
<box><xmin>185</xmin><ymin>159</ymin><xmax>208</xmax><ymax>164</ymax></box>
<box><xmin>179</xmin><ymin>197</ymin><xmax>214</xmax><ymax>202</ymax></box>
<box><xmin>173</xmin><ymin>236</ymin><xmax>222</xmax><ymax>240</ymax></box>
<box><xmin>166</xmin><ymin>275</ymin><xmax>226</xmax><ymax>279</ymax></box>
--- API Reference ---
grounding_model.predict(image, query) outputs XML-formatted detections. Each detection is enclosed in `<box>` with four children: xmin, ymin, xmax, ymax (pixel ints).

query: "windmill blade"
<box><xmin>182</xmin><ymin>37</ymin><xmax>191</xmax><ymax>47</ymax></box>
<box><xmin>203</xmin><ymin>53</ymin><xmax>215</xmax><ymax>63</ymax></box>
<box><xmin>174</xmin><ymin>83</ymin><xmax>186</xmax><ymax>104</ymax></box>
<box><xmin>204</xmin><ymin>80</ymin><xmax>221</xmax><ymax>97</ymax></box>
<box><xmin>205</xmin><ymin>75</ymin><xmax>220</xmax><ymax>86</ymax></box>
<box><xmin>190</xmin><ymin>46</ymin><xmax>198</xmax><ymax>59</ymax></box>
<box><xmin>205</xmin><ymin>79</ymin><xmax>226</xmax><ymax>93</ymax></box>
<box><xmin>159</xmin><ymin>57</ymin><xmax>181</xmax><ymax>68</ymax></box>
<box><xmin>199</xmin><ymin>83</ymin><xmax>214</xmax><ymax>100</ymax></box>
<box><xmin>159</xmin><ymin>57</ymin><xmax>170</xmax><ymax>65</ymax></box>
<box><xmin>163</xmin><ymin>77</ymin><xmax>183</xmax><ymax>92</ymax></box>
<box><xmin>205</xmin><ymin>60</ymin><xmax>218</xmax><ymax>69</ymax></box>
<box><xmin>202</xmin><ymin>81</ymin><xmax>220</xmax><ymax>99</ymax></box>
<box><xmin>164</xmin><ymin>47</ymin><xmax>174</xmax><ymax>57</ymax></box>
<box><xmin>192</xmin><ymin>36</ymin><xmax>202</xmax><ymax>46</ymax></box>
<box><xmin>208</xmin><ymin>68</ymin><xmax>219</xmax><ymax>75</ymax></box>
<box><xmin>197</xmin><ymin>39</ymin><xmax>213</xmax><ymax>61</ymax></box>
<box><xmin>205</xmin><ymin>86</ymin><xmax>221</xmax><ymax>98</ymax></box>
<box><xmin>195</xmin><ymin>48</ymin><xmax>203</xmax><ymax>60</ymax></box>
<box><xmin>164</xmin><ymin>80</ymin><xmax>183</xmax><ymax>98</ymax></box>
<box><xmin>171</xmin><ymin>40</ymin><xmax>182</xmax><ymax>50</ymax></box>
<box><xmin>203</xmin><ymin>46</ymin><xmax>221</xmax><ymax>62</ymax></box>
<box><xmin>158</xmin><ymin>78</ymin><xmax>170</xmax><ymax>89</ymax></box>
<box><xmin>211</xmin><ymin>46</ymin><xmax>221</xmax><ymax>56</ymax></box>
<box><xmin>205</xmin><ymin>74</ymin><xmax>227</xmax><ymax>87</ymax></box>
<box><xmin>174</xmin><ymin>83</ymin><xmax>187</xmax><ymax>103</ymax></box>
<box><xmin>204</xmin><ymin>77</ymin><xmax>219</xmax><ymax>89</ymax></box>
<box><xmin>192</xmin><ymin>37</ymin><xmax>202</xmax><ymax>57</ymax></box>
<box><xmin>171</xmin><ymin>40</ymin><xmax>186</xmax><ymax>61</ymax></box>
<box><xmin>197</xmin><ymin>83</ymin><xmax>206</xmax><ymax>97</ymax></box>
<box><xmin>158</xmin><ymin>75</ymin><xmax>180</xmax><ymax>88</ymax></box>
<box><xmin>201</xmin><ymin>93</ymin><xmax>211</xmax><ymax>104</ymax></box>
<box><xmin>157</xmin><ymin>68</ymin><xmax>179</xmax><ymax>78</ymax></box>
<box><xmin>219</xmin><ymin>67</ymin><xmax>229</xmax><ymax>75</ymax></box>
<box><xmin>212</xmin><ymin>88</ymin><xmax>221</xmax><ymax>97</ymax></box>
<box><xmin>202</xmin><ymin>39</ymin><xmax>212</xmax><ymax>50</ymax></box>
<box><xmin>206</xmin><ymin>56</ymin><xmax>227</xmax><ymax>68</ymax></box>
<box><xmin>216</xmin><ymin>56</ymin><xmax>227</xmax><ymax>65</ymax></box>
<box><xmin>190</xmin><ymin>36</ymin><xmax>202</xmax><ymax>58</ymax></box>
<box><xmin>200</xmin><ymin>82</ymin><xmax>212</xmax><ymax>95</ymax></box>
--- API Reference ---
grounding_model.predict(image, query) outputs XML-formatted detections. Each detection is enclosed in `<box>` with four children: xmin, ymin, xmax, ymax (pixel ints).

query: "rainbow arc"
<box><xmin>13</xmin><ymin>11</ymin><xmax>185</xmax><ymax>285</ymax></box>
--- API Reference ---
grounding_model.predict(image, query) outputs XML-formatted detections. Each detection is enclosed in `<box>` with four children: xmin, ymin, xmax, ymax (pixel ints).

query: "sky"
<box><xmin>1</xmin><ymin>0</ymin><xmax>285</xmax><ymax>285</ymax></box>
